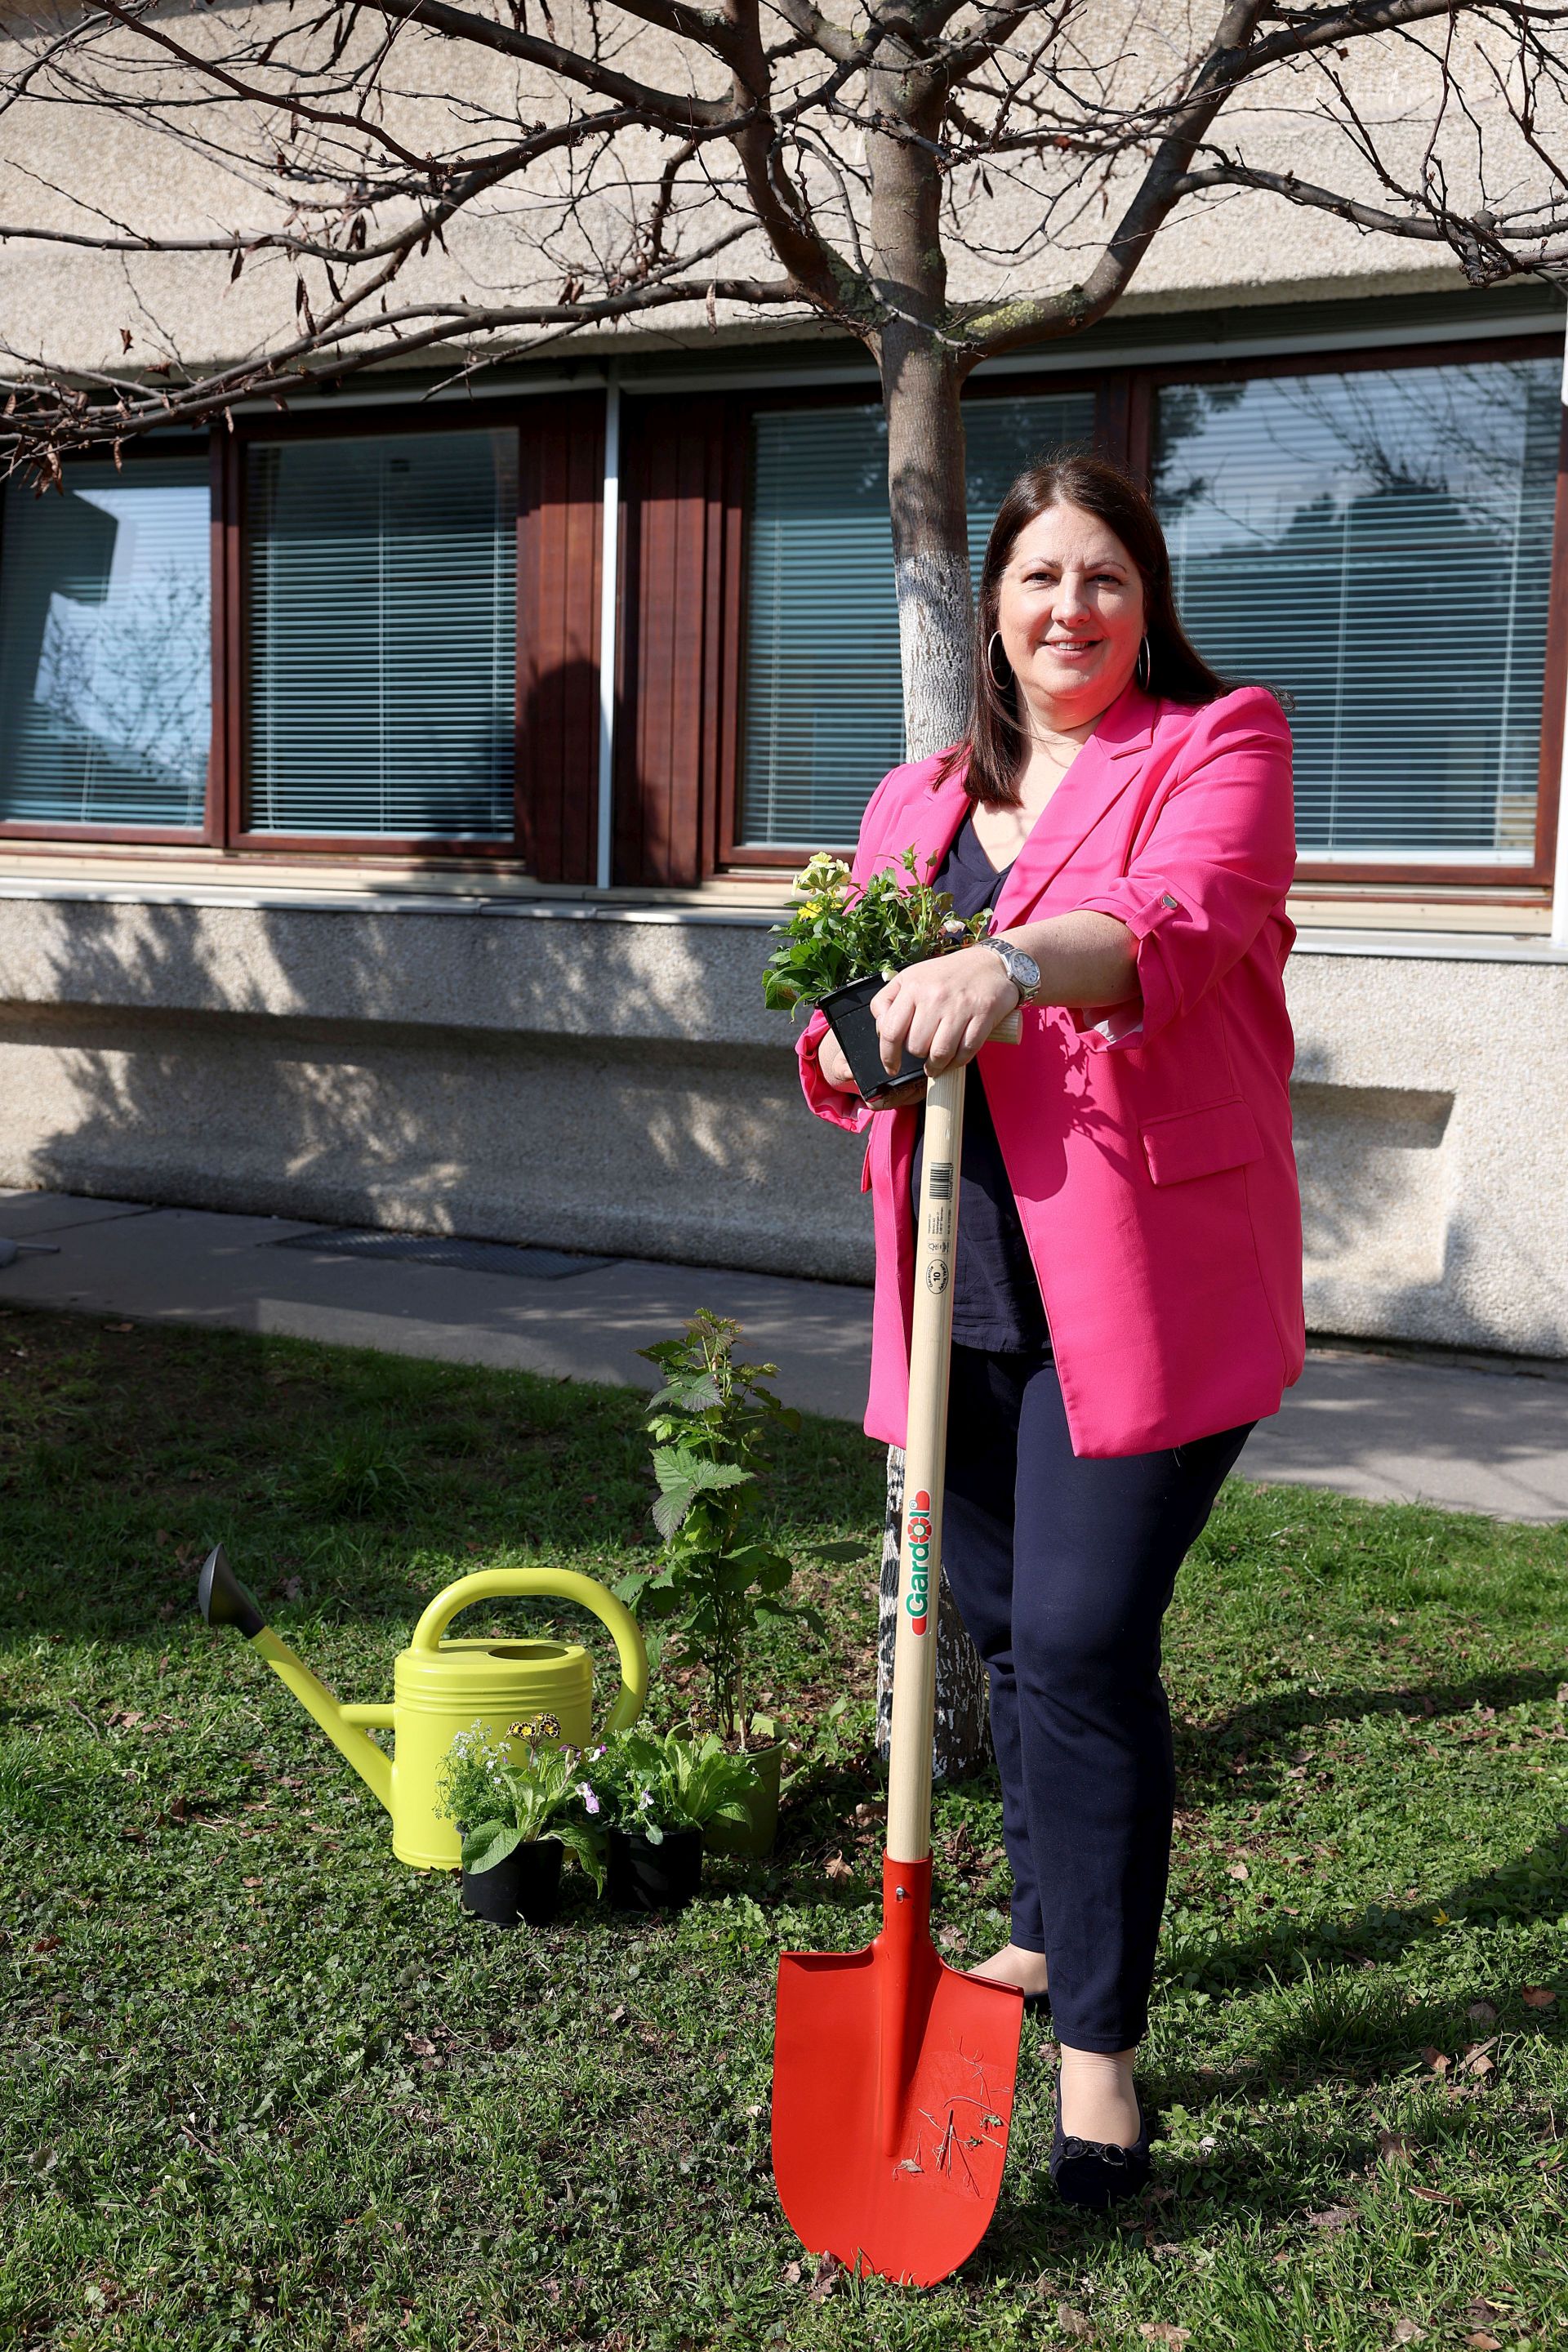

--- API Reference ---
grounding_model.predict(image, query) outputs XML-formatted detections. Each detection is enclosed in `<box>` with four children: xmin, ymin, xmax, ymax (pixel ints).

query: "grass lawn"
<box><xmin>2</xmin><ymin>1300</ymin><xmax>1566</xmax><ymax>2352</ymax></box>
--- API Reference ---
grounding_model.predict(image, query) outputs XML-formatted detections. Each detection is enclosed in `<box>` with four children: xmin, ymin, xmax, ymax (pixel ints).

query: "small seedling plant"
<box><xmin>762</xmin><ymin>848</ymin><xmax>991</xmax><ymax>1013</ymax></box>
<box><xmin>617</xmin><ymin>1312</ymin><xmax>857</xmax><ymax>1746</ymax></box>
<box><xmin>436</xmin><ymin>1720</ymin><xmax>605</xmax><ymax>1890</ymax></box>
<box><xmin>587</xmin><ymin>1726</ymin><xmax>761</xmax><ymax>1845</ymax></box>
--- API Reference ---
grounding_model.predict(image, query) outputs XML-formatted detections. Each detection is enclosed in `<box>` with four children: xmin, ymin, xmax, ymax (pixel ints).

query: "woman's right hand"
<box><xmin>814</xmin><ymin>1027</ymin><xmax>859</xmax><ymax>1093</ymax></box>
<box><xmin>816</xmin><ymin>1026</ymin><xmax>926</xmax><ymax>1110</ymax></box>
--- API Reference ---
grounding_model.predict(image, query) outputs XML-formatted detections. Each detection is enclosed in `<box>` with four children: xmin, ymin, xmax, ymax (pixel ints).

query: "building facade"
<box><xmin>2</xmin><ymin>265</ymin><xmax>1566</xmax><ymax>1361</ymax></box>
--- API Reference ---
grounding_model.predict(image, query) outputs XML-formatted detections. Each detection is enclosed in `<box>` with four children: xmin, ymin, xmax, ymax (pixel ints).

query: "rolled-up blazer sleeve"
<box><xmin>1068</xmin><ymin>687</ymin><xmax>1294</xmax><ymax>1051</ymax></box>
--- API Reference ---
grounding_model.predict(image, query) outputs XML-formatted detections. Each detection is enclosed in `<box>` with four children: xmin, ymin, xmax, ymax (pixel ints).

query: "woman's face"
<box><xmin>994</xmin><ymin>499</ymin><xmax>1147</xmax><ymax>729</ymax></box>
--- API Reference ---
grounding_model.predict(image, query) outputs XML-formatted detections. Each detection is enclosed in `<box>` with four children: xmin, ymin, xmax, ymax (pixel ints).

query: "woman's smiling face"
<box><xmin>996</xmin><ymin>499</ymin><xmax>1147</xmax><ymax>729</ymax></box>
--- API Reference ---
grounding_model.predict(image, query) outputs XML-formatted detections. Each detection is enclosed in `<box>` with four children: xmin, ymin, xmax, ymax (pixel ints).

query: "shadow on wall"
<box><xmin>0</xmin><ymin>661</ymin><xmax>873</xmax><ymax>1281</ymax></box>
<box><xmin>1292</xmin><ymin>1076</ymin><xmax>1566</xmax><ymax>1361</ymax></box>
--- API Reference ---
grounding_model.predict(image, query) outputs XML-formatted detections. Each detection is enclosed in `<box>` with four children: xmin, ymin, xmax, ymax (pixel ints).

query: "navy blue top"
<box><xmin>911</xmin><ymin>814</ymin><xmax>1051</xmax><ymax>1356</ymax></box>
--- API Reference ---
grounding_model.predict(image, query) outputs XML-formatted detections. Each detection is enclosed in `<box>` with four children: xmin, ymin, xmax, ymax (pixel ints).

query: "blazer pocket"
<box><xmin>1141</xmin><ymin>1098</ymin><xmax>1263</xmax><ymax>1187</ymax></box>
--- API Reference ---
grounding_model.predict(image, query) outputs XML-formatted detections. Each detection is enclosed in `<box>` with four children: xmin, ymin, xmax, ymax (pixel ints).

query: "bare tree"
<box><xmin>2</xmin><ymin>0</ymin><xmax>1563</xmax><ymax>1766</ymax></box>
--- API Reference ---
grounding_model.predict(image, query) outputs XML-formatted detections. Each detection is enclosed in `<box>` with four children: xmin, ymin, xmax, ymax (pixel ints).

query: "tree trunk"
<box><xmin>868</xmin><ymin>89</ymin><xmax>991</xmax><ymax>1780</ymax></box>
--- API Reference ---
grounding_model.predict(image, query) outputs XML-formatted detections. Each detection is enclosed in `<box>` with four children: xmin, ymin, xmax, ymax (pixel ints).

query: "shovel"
<box><xmin>773</xmin><ymin>1024</ymin><xmax>1025</xmax><ymax>2288</ymax></box>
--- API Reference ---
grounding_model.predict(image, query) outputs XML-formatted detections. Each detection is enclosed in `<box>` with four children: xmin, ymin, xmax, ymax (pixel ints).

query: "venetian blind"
<box><xmin>0</xmin><ymin>457</ymin><xmax>211</xmax><ymax>829</ymax></box>
<box><xmin>1154</xmin><ymin>357</ymin><xmax>1559</xmax><ymax>860</ymax></box>
<box><xmin>246</xmin><ymin>430</ymin><xmax>517</xmax><ymax>838</ymax></box>
<box><xmin>739</xmin><ymin>394</ymin><xmax>1095</xmax><ymax>848</ymax></box>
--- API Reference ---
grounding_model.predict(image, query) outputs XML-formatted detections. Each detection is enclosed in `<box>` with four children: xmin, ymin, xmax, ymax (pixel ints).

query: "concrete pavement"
<box><xmin>2</xmin><ymin>1188</ymin><xmax>1565</xmax><ymax>1524</ymax></box>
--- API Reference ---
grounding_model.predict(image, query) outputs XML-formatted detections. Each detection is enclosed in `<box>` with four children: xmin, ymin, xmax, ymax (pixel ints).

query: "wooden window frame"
<box><xmin>1131</xmin><ymin>333</ymin><xmax>1566</xmax><ymax>893</ymax></box>
<box><xmin>0</xmin><ymin>434</ymin><xmax>222</xmax><ymax>848</ymax></box>
<box><xmin>1</xmin><ymin>394</ymin><xmax>607</xmax><ymax>875</ymax></box>
<box><xmin>223</xmin><ymin>401</ymin><xmax>541</xmax><ymax>864</ymax></box>
<box><xmin>715</xmin><ymin>334</ymin><xmax>1567</xmax><ymax>893</ymax></box>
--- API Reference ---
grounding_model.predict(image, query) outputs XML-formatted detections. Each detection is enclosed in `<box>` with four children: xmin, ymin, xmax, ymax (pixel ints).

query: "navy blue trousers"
<box><xmin>939</xmin><ymin>1346</ymin><xmax>1253</xmax><ymax>2052</ymax></box>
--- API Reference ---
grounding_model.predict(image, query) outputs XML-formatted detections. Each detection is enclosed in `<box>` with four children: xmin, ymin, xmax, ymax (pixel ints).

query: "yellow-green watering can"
<box><xmin>197</xmin><ymin>1545</ymin><xmax>648</xmax><ymax>1869</ymax></box>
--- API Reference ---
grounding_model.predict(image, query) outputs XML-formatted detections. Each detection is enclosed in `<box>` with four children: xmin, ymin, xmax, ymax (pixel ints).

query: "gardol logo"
<box><xmin>905</xmin><ymin>1489</ymin><xmax>933</xmax><ymax>1635</ymax></box>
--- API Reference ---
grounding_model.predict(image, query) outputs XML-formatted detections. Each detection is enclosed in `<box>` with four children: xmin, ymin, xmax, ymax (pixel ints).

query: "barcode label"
<box><xmin>929</xmin><ymin>1163</ymin><xmax>953</xmax><ymax>1200</ymax></box>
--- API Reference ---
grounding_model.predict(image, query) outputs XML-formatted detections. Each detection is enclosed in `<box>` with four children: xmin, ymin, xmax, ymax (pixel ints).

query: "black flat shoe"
<box><xmin>1049</xmin><ymin>2075</ymin><xmax>1152</xmax><ymax>2209</ymax></box>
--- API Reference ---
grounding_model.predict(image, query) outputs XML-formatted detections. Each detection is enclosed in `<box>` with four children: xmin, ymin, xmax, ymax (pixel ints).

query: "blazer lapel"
<box><xmin>991</xmin><ymin>683</ymin><xmax>1157</xmax><ymax>925</ymax></box>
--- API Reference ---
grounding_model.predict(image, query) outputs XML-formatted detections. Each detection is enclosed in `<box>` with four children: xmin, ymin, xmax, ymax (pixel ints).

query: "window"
<box><xmin>738</xmin><ymin>393</ymin><xmax>1095</xmax><ymax>849</ymax></box>
<box><xmin>1154</xmin><ymin>356</ymin><xmax>1560</xmax><ymax>862</ymax></box>
<box><xmin>245</xmin><ymin>430</ymin><xmax>517</xmax><ymax>840</ymax></box>
<box><xmin>0</xmin><ymin>456</ymin><xmax>210</xmax><ymax>830</ymax></box>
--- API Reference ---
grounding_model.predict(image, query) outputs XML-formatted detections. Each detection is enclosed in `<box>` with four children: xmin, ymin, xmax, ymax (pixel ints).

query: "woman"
<box><xmin>796</xmin><ymin>452</ymin><xmax>1302</xmax><ymax>2207</ymax></box>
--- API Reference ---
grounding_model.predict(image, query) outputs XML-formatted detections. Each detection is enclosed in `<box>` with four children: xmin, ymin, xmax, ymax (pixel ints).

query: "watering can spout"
<box><xmin>196</xmin><ymin>1544</ymin><xmax>394</xmax><ymax>1815</ymax></box>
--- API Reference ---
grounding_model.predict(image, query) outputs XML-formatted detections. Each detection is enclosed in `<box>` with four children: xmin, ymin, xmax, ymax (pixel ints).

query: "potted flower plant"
<box><xmin>436</xmin><ymin>1718</ymin><xmax>605</xmax><ymax>1929</ymax></box>
<box><xmin>617</xmin><ymin>1313</ymin><xmax>859</xmax><ymax>1855</ymax></box>
<box><xmin>762</xmin><ymin>848</ymin><xmax>993</xmax><ymax>1098</ymax></box>
<box><xmin>586</xmin><ymin>1726</ymin><xmax>763</xmax><ymax>1911</ymax></box>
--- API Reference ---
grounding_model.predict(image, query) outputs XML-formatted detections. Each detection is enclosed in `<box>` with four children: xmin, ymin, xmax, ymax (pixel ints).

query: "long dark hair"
<box><xmin>953</xmin><ymin>450</ymin><xmax>1232</xmax><ymax>808</ymax></box>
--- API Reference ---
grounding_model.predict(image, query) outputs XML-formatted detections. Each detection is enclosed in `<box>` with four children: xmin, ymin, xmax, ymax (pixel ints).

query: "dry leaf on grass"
<box><xmin>823</xmin><ymin>1854</ymin><xmax>853</xmax><ymax>1886</ymax></box>
<box><xmin>1460</xmin><ymin>2040</ymin><xmax>1496</xmax><ymax>2078</ymax></box>
<box><xmin>1466</xmin><ymin>2334</ymin><xmax>1503</xmax><ymax>2350</ymax></box>
<box><xmin>809</xmin><ymin>2252</ymin><xmax>840</xmax><ymax>2303</ymax></box>
<box><xmin>1227</xmin><ymin>1861</ymin><xmax>1249</xmax><ymax>1882</ymax></box>
<box><xmin>1392</xmin><ymin>2322</ymin><xmax>1426</xmax><ymax>2345</ymax></box>
<box><xmin>1521</xmin><ymin>1985</ymin><xmax>1557</xmax><ymax>2010</ymax></box>
<box><xmin>1468</xmin><ymin>2000</ymin><xmax>1498</xmax><ymax>2026</ymax></box>
<box><xmin>1419</xmin><ymin>2046</ymin><xmax>1450</xmax><ymax>2076</ymax></box>
<box><xmin>1377</xmin><ymin>2130</ymin><xmax>1411</xmax><ymax>2165</ymax></box>
<box><xmin>1138</xmin><ymin>2326</ymin><xmax>1191</xmax><ymax>2347</ymax></box>
<box><xmin>1056</xmin><ymin>2307</ymin><xmax>1094</xmax><ymax>2340</ymax></box>
<box><xmin>1307</xmin><ymin>2204</ymin><xmax>1356</xmax><ymax>2231</ymax></box>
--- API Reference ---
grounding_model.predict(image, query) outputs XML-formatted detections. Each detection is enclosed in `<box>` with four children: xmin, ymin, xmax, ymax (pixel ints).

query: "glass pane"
<box><xmin>0</xmin><ymin>457</ymin><xmax>210</xmax><ymax>828</ymax></box>
<box><xmin>739</xmin><ymin>393</ymin><xmax>1095</xmax><ymax>847</ymax></box>
<box><xmin>246</xmin><ymin>430</ymin><xmax>517</xmax><ymax>838</ymax></box>
<box><xmin>1154</xmin><ymin>359</ymin><xmax>1559</xmax><ymax>860</ymax></box>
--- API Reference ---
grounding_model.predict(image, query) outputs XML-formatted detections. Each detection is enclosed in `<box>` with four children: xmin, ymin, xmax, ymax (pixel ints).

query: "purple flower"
<box><xmin>577</xmin><ymin>1782</ymin><xmax>601</xmax><ymax>1816</ymax></box>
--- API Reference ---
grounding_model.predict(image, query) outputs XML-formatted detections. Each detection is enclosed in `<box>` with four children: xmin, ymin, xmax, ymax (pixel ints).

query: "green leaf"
<box><xmin>461</xmin><ymin>1818</ymin><xmax>523</xmax><ymax>1874</ymax></box>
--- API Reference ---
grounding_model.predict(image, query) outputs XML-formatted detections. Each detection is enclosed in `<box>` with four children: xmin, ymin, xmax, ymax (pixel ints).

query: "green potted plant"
<box><xmin>762</xmin><ymin>849</ymin><xmax>993</xmax><ymax>1098</ymax></box>
<box><xmin>587</xmin><ymin>1726</ymin><xmax>763</xmax><ymax>1911</ymax></box>
<box><xmin>436</xmin><ymin>1718</ymin><xmax>605</xmax><ymax>1929</ymax></box>
<box><xmin>617</xmin><ymin>1313</ymin><xmax>858</xmax><ymax>1855</ymax></box>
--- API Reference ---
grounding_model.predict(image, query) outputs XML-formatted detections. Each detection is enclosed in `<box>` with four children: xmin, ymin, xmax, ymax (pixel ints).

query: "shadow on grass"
<box><xmin>1174</xmin><ymin>1667</ymin><xmax>1567</xmax><ymax>1807</ymax></box>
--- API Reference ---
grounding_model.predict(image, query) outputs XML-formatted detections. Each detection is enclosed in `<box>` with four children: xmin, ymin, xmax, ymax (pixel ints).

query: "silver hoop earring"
<box><xmin>1135</xmin><ymin>634</ymin><xmax>1152</xmax><ymax>691</ymax></box>
<box><xmin>987</xmin><ymin>630</ymin><xmax>1012</xmax><ymax>690</ymax></box>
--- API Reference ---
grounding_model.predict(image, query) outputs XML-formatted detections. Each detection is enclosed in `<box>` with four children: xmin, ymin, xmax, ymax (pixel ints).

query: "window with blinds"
<box><xmin>1154</xmin><ymin>357</ymin><xmax>1559</xmax><ymax>861</ymax></box>
<box><xmin>739</xmin><ymin>393</ymin><xmax>1095</xmax><ymax>847</ymax></box>
<box><xmin>246</xmin><ymin>430</ymin><xmax>517</xmax><ymax>839</ymax></box>
<box><xmin>0</xmin><ymin>457</ymin><xmax>211</xmax><ymax>829</ymax></box>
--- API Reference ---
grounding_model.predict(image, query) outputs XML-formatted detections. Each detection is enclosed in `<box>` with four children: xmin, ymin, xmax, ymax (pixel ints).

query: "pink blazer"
<box><xmin>797</xmin><ymin>682</ymin><xmax>1304</xmax><ymax>1459</ymax></box>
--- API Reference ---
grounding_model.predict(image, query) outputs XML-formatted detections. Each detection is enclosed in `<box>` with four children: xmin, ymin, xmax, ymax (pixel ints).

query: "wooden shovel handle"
<box><xmin>884</xmin><ymin>1011</ymin><xmax>1018</xmax><ymax>1864</ymax></box>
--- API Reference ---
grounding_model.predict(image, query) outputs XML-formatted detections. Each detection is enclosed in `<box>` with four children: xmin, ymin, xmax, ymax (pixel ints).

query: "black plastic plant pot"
<box><xmin>820</xmin><ymin>974</ymin><xmax>923</xmax><ymax>1100</ymax></box>
<box><xmin>607</xmin><ymin>1826</ymin><xmax>703</xmax><ymax>1913</ymax></box>
<box><xmin>461</xmin><ymin>1836</ymin><xmax>564</xmax><ymax>1929</ymax></box>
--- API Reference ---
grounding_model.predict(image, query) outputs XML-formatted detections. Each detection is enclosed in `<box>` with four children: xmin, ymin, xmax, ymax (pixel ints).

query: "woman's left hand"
<box><xmin>871</xmin><ymin>947</ymin><xmax>1020</xmax><ymax>1079</ymax></box>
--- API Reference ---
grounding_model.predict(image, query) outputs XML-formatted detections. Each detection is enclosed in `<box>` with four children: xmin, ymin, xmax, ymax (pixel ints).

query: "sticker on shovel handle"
<box><xmin>905</xmin><ymin>1489</ymin><xmax>933</xmax><ymax>1634</ymax></box>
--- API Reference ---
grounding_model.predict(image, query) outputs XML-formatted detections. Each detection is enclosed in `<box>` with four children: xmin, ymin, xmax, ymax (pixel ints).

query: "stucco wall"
<box><xmin>1</xmin><ymin>893</ymin><xmax>1563</xmax><ymax>1356</ymax></box>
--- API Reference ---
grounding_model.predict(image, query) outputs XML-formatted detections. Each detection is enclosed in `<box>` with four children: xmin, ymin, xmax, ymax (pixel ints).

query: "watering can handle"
<box><xmin>408</xmin><ymin>1569</ymin><xmax>648</xmax><ymax>1733</ymax></box>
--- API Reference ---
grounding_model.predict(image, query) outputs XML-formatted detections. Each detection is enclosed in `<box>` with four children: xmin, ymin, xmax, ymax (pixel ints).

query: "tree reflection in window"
<box><xmin>0</xmin><ymin>458</ymin><xmax>211</xmax><ymax>828</ymax></box>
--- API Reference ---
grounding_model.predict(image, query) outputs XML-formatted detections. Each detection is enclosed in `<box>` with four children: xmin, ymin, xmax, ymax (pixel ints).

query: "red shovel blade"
<box><xmin>773</xmin><ymin>1858</ymin><xmax>1024</xmax><ymax>2287</ymax></box>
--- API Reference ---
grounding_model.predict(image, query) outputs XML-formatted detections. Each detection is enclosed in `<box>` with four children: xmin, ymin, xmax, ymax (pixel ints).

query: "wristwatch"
<box><xmin>978</xmin><ymin>933</ymin><xmax>1042</xmax><ymax>1005</ymax></box>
